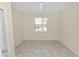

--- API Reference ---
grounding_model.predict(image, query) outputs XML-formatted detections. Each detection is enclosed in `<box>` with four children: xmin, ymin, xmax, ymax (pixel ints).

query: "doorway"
<box><xmin>0</xmin><ymin>9</ymin><xmax>8</xmax><ymax>57</ymax></box>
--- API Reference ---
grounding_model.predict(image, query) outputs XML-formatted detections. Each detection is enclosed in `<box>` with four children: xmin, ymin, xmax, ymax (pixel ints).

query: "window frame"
<box><xmin>34</xmin><ymin>17</ymin><xmax>48</xmax><ymax>32</ymax></box>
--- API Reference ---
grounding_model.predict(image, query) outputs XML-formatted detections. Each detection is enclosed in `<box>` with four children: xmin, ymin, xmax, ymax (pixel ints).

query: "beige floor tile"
<box><xmin>15</xmin><ymin>40</ymin><xmax>78</xmax><ymax>57</ymax></box>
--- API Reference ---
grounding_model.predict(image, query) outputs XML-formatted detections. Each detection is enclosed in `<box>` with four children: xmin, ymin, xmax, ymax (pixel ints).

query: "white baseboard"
<box><xmin>15</xmin><ymin>40</ymin><xmax>23</xmax><ymax>47</ymax></box>
<box><xmin>59</xmin><ymin>40</ymin><xmax>79</xmax><ymax>56</ymax></box>
<box><xmin>23</xmin><ymin>38</ymin><xmax>58</xmax><ymax>40</ymax></box>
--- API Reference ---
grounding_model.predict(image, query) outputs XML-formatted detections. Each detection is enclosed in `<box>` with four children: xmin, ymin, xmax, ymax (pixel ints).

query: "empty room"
<box><xmin>0</xmin><ymin>2</ymin><xmax>79</xmax><ymax>57</ymax></box>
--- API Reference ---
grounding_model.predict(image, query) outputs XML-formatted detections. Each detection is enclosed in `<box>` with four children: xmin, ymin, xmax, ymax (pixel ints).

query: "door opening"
<box><xmin>0</xmin><ymin>9</ymin><xmax>8</xmax><ymax>57</ymax></box>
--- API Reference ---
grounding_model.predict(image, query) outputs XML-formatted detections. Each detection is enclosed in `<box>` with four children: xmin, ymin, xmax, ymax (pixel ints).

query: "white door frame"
<box><xmin>0</xmin><ymin>2</ymin><xmax>15</xmax><ymax>57</ymax></box>
<box><xmin>0</xmin><ymin>9</ymin><xmax>8</xmax><ymax>57</ymax></box>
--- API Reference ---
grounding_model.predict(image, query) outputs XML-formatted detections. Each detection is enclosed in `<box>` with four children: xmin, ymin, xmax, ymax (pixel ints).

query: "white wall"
<box><xmin>21</xmin><ymin>12</ymin><xmax>60</xmax><ymax>40</ymax></box>
<box><xmin>12</xmin><ymin>8</ymin><xmax>23</xmax><ymax>47</ymax></box>
<box><xmin>12</xmin><ymin>9</ymin><xmax>60</xmax><ymax>45</ymax></box>
<box><xmin>60</xmin><ymin>3</ymin><xmax>79</xmax><ymax>56</ymax></box>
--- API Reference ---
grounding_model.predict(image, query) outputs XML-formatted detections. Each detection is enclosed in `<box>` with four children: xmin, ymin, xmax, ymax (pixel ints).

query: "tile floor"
<box><xmin>15</xmin><ymin>40</ymin><xmax>77</xmax><ymax>57</ymax></box>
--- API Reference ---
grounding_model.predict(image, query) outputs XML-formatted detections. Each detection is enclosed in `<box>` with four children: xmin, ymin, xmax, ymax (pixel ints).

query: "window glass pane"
<box><xmin>38</xmin><ymin>27</ymin><xmax>42</xmax><ymax>32</ymax></box>
<box><xmin>35</xmin><ymin>18</ymin><xmax>42</xmax><ymax>24</ymax></box>
<box><xmin>43</xmin><ymin>24</ymin><xmax>46</xmax><ymax>27</ymax></box>
<box><xmin>35</xmin><ymin>25</ymin><xmax>43</xmax><ymax>32</ymax></box>
<box><xmin>38</xmin><ymin>18</ymin><xmax>42</xmax><ymax>24</ymax></box>
<box><xmin>43</xmin><ymin>27</ymin><xmax>47</xmax><ymax>32</ymax></box>
<box><xmin>35</xmin><ymin>29</ymin><xmax>39</xmax><ymax>32</ymax></box>
<box><xmin>43</xmin><ymin>18</ymin><xmax>47</xmax><ymax>24</ymax></box>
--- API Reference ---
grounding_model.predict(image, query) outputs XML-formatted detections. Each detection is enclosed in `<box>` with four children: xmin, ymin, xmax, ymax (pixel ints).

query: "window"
<box><xmin>34</xmin><ymin>17</ymin><xmax>47</xmax><ymax>32</ymax></box>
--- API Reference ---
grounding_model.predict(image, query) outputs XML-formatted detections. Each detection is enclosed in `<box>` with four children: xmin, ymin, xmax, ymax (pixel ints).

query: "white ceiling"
<box><xmin>12</xmin><ymin>2</ymin><xmax>73</xmax><ymax>13</ymax></box>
